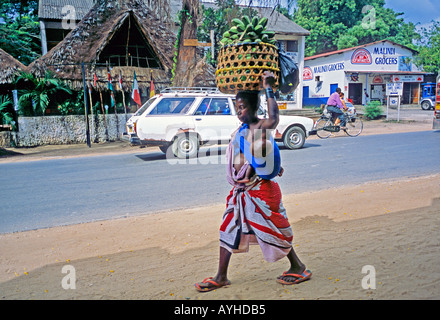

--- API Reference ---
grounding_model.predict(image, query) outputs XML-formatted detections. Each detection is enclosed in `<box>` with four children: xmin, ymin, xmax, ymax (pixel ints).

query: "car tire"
<box><xmin>172</xmin><ymin>133</ymin><xmax>199</xmax><ymax>158</ymax></box>
<box><xmin>421</xmin><ymin>101</ymin><xmax>432</xmax><ymax>110</ymax></box>
<box><xmin>283</xmin><ymin>126</ymin><xmax>305</xmax><ymax>150</ymax></box>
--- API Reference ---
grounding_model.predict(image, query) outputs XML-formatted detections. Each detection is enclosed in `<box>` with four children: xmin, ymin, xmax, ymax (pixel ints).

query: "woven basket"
<box><xmin>216</xmin><ymin>42</ymin><xmax>280</xmax><ymax>94</ymax></box>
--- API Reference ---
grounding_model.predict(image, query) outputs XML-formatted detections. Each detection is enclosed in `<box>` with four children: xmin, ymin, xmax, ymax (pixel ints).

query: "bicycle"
<box><xmin>314</xmin><ymin>106</ymin><xmax>363</xmax><ymax>139</ymax></box>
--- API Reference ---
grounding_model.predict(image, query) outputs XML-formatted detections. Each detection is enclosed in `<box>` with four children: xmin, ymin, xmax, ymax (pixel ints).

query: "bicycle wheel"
<box><xmin>344</xmin><ymin>116</ymin><xmax>363</xmax><ymax>137</ymax></box>
<box><xmin>315</xmin><ymin>118</ymin><xmax>332</xmax><ymax>139</ymax></box>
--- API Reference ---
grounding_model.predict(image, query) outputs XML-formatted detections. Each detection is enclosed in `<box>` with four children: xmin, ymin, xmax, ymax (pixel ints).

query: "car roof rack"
<box><xmin>161</xmin><ymin>87</ymin><xmax>222</xmax><ymax>94</ymax></box>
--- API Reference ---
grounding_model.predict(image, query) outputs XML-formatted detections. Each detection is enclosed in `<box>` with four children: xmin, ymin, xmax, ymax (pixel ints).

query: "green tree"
<box><xmin>292</xmin><ymin>0</ymin><xmax>420</xmax><ymax>56</ymax></box>
<box><xmin>415</xmin><ymin>21</ymin><xmax>440</xmax><ymax>76</ymax></box>
<box><xmin>0</xmin><ymin>0</ymin><xmax>40</xmax><ymax>65</ymax></box>
<box><xmin>198</xmin><ymin>0</ymin><xmax>257</xmax><ymax>63</ymax></box>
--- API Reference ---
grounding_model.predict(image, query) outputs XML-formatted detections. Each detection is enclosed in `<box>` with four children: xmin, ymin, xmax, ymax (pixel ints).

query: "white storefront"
<box><xmin>302</xmin><ymin>40</ymin><xmax>427</xmax><ymax>106</ymax></box>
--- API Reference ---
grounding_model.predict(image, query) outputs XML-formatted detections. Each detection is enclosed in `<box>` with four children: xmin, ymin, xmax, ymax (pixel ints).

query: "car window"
<box><xmin>149</xmin><ymin>98</ymin><xmax>195</xmax><ymax>115</ymax></box>
<box><xmin>134</xmin><ymin>97</ymin><xmax>156</xmax><ymax>116</ymax></box>
<box><xmin>194</xmin><ymin>98</ymin><xmax>231</xmax><ymax>115</ymax></box>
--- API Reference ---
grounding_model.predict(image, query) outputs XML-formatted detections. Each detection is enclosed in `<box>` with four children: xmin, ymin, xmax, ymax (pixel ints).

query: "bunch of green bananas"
<box><xmin>219</xmin><ymin>15</ymin><xmax>276</xmax><ymax>46</ymax></box>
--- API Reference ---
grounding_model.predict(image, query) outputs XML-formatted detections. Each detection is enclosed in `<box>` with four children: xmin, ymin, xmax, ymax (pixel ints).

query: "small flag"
<box><xmin>132</xmin><ymin>71</ymin><xmax>141</xmax><ymax>106</ymax></box>
<box><xmin>150</xmin><ymin>76</ymin><xmax>155</xmax><ymax>98</ymax></box>
<box><xmin>107</xmin><ymin>69</ymin><xmax>113</xmax><ymax>91</ymax></box>
<box><xmin>118</xmin><ymin>71</ymin><xmax>123</xmax><ymax>90</ymax></box>
<box><xmin>93</xmin><ymin>73</ymin><xmax>98</xmax><ymax>87</ymax></box>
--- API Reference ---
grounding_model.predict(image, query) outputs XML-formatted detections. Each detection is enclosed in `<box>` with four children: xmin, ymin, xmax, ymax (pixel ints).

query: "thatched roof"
<box><xmin>29</xmin><ymin>0</ymin><xmax>177</xmax><ymax>90</ymax></box>
<box><xmin>0</xmin><ymin>48</ymin><xmax>27</xmax><ymax>84</ymax></box>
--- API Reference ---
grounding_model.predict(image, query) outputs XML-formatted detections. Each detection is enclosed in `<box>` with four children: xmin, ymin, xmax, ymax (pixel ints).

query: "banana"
<box><xmin>232</xmin><ymin>18</ymin><xmax>245</xmax><ymax>28</ymax></box>
<box><xmin>242</xmin><ymin>15</ymin><xmax>251</xmax><ymax>26</ymax></box>
<box><xmin>229</xmin><ymin>26</ymin><xmax>239</xmax><ymax>34</ymax></box>
<box><xmin>254</xmin><ymin>25</ymin><xmax>263</xmax><ymax>34</ymax></box>
<box><xmin>252</xmin><ymin>16</ymin><xmax>259</xmax><ymax>27</ymax></box>
<box><xmin>245</xmin><ymin>23</ymin><xmax>254</xmax><ymax>34</ymax></box>
<box><xmin>221</xmin><ymin>15</ymin><xmax>276</xmax><ymax>47</ymax></box>
<box><xmin>258</xmin><ymin>17</ymin><xmax>268</xmax><ymax>28</ymax></box>
<box><xmin>262</xmin><ymin>30</ymin><xmax>275</xmax><ymax>37</ymax></box>
<box><xmin>247</xmin><ymin>31</ymin><xmax>257</xmax><ymax>39</ymax></box>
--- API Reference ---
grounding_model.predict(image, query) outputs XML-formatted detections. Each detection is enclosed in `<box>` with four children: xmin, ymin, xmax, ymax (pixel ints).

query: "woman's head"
<box><xmin>235</xmin><ymin>90</ymin><xmax>259</xmax><ymax>123</ymax></box>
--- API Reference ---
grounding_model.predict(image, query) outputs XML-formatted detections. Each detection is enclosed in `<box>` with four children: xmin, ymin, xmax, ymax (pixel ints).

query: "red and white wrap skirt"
<box><xmin>219</xmin><ymin>178</ymin><xmax>293</xmax><ymax>262</ymax></box>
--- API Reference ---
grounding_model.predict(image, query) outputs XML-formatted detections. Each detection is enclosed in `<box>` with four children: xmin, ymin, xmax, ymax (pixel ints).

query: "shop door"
<box><xmin>303</xmin><ymin>86</ymin><xmax>309</xmax><ymax>98</ymax></box>
<box><xmin>349</xmin><ymin>83</ymin><xmax>362</xmax><ymax>105</ymax></box>
<box><xmin>371</xmin><ymin>85</ymin><xmax>385</xmax><ymax>104</ymax></box>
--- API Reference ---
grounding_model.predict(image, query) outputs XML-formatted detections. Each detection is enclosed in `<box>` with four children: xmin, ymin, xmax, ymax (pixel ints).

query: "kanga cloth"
<box><xmin>220</xmin><ymin>128</ymin><xmax>293</xmax><ymax>262</ymax></box>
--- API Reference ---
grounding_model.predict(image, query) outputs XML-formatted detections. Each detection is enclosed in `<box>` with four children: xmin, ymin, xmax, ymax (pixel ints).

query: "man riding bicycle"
<box><xmin>326</xmin><ymin>87</ymin><xmax>348</xmax><ymax>130</ymax></box>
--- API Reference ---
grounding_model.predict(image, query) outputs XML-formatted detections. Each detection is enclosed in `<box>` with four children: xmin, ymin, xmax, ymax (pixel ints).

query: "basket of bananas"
<box><xmin>216</xmin><ymin>15</ymin><xmax>280</xmax><ymax>94</ymax></box>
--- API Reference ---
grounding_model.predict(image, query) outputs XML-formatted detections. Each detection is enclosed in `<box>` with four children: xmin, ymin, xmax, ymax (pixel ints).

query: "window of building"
<box><xmin>277</xmin><ymin>40</ymin><xmax>298</xmax><ymax>53</ymax></box>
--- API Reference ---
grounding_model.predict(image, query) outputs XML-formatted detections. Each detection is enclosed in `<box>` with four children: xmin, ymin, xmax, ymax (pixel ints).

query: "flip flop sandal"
<box><xmin>276</xmin><ymin>269</ymin><xmax>312</xmax><ymax>285</ymax></box>
<box><xmin>194</xmin><ymin>277</ymin><xmax>231</xmax><ymax>292</ymax></box>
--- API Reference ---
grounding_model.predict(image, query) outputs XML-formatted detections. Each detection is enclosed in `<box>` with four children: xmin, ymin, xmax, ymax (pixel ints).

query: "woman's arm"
<box><xmin>261</xmin><ymin>71</ymin><xmax>279</xmax><ymax>130</ymax></box>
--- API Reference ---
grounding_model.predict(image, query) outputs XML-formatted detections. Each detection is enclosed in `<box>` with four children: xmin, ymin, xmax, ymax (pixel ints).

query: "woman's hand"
<box><xmin>261</xmin><ymin>71</ymin><xmax>276</xmax><ymax>89</ymax></box>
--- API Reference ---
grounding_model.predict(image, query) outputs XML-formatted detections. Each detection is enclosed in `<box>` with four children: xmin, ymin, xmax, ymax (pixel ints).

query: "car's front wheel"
<box><xmin>172</xmin><ymin>133</ymin><xmax>199</xmax><ymax>158</ymax></box>
<box><xmin>283</xmin><ymin>126</ymin><xmax>305</xmax><ymax>150</ymax></box>
<box><xmin>421</xmin><ymin>101</ymin><xmax>432</xmax><ymax>110</ymax></box>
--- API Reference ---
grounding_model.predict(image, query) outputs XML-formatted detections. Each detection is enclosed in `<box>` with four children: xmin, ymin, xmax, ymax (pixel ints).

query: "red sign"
<box><xmin>303</xmin><ymin>67</ymin><xmax>313</xmax><ymax>81</ymax></box>
<box><xmin>373</xmin><ymin>76</ymin><xmax>383</xmax><ymax>83</ymax></box>
<box><xmin>351</xmin><ymin>48</ymin><xmax>372</xmax><ymax>64</ymax></box>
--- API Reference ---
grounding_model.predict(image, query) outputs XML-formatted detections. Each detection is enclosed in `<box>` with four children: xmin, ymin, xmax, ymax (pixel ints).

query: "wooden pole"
<box><xmin>81</xmin><ymin>62</ymin><xmax>91</xmax><ymax>148</ymax></box>
<box><xmin>98</xmin><ymin>87</ymin><xmax>109</xmax><ymax>141</ymax></box>
<box><xmin>87</xmin><ymin>83</ymin><xmax>94</xmax><ymax>143</ymax></box>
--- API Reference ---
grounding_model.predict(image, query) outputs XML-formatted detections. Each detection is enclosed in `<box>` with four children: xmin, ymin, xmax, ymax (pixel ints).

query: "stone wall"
<box><xmin>1</xmin><ymin>114</ymin><xmax>131</xmax><ymax>147</ymax></box>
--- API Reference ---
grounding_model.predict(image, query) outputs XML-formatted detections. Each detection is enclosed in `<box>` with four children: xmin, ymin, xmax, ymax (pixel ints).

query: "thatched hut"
<box><xmin>29</xmin><ymin>0</ymin><xmax>177</xmax><ymax>93</ymax></box>
<box><xmin>0</xmin><ymin>48</ymin><xmax>27</xmax><ymax>86</ymax></box>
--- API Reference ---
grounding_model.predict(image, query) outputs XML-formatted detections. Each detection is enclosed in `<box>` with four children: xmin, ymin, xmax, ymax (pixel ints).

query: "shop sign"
<box><xmin>392</xmin><ymin>75</ymin><xmax>423</xmax><ymax>83</ymax></box>
<box><xmin>386</xmin><ymin>82</ymin><xmax>403</xmax><ymax>96</ymax></box>
<box><xmin>303</xmin><ymin>67</ymin><xmax>313</xmax><ymax>81</ymax></box>
<box><xmin>313</xmin><ymin>62</ymin><xmax>345</xmax><ymax>73</ymax></box>
<box><xmin>372</xmin><ymin>76</ymin><xmax>383</xmax><ymax>83</ymax></box>
<box><xmin>351</xmin><ymin>48</ymin><xmax>372</xmax><ymax>64</ymax></box>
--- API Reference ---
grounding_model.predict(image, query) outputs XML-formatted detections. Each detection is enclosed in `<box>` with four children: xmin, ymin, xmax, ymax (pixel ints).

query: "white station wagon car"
<box><xmin>125</xmin><ymin>88</ymin><xmax>316</xmax><ymax>158</ymax></box>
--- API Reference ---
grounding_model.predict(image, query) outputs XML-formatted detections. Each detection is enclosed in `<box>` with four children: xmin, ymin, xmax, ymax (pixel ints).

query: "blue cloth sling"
<box><xmin>233</xmin><ymin>123</ymin><xmax>281</xmax><ymax>180</ymax></box>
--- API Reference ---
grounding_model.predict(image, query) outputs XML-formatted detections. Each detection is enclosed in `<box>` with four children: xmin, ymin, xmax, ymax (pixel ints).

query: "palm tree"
<box><xmin>16</xmin><ymin>71</ymin><xmax>72</xmax><ymax>116</ymax></box>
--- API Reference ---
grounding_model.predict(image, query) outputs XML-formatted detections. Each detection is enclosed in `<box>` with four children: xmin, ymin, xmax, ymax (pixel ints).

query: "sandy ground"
<box><xmin>1</xmin><ymin>118</ymin><xmax>439</xmax><ymax>300</ymax></box>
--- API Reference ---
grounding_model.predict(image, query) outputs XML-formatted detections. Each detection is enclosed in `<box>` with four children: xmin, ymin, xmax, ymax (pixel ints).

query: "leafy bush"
<box><xmin>16</xmin><ymin>71</ymin><xmax>72</xmax><ymax>116</ymax></box>
<box><xmin>0</xmin><ymin>95</ymin><xmax>16</xmax><ymax>130</ymax></box>
<box><xmin>364</xmin><ymin>101</ymin><xmax>383</xmax><ymax>120</ymax></box>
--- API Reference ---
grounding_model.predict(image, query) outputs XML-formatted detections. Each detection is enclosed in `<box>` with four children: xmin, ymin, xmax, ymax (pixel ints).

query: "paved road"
<box><xmin>1</xmin><ymin>130</ymin><xmax>439</xmax><ymax>233</ymax></box>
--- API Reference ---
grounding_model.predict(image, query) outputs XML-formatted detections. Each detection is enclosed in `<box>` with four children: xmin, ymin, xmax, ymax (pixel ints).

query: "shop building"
<box><xmin>302</xmin><ymin>40</ymin><xmax>429</xmax><ymax>106</ymax></box>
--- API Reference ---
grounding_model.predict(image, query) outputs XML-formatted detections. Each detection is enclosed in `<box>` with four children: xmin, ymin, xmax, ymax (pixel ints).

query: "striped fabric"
<box><xmin>219</xmin><ymin>178</ymin><xmax>293</xmax><ymax>262</ymax></box>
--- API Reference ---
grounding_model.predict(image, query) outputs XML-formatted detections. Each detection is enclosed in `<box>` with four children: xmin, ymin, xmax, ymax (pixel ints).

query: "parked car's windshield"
<box><xmin>149</xmin><ymin>98</ymin><xmax>195</xmax><ymax>115</ymax></box>
<box><xmin>134</xmin><ymin>97</ymin><xmax>156</xmax><ymax>116</ymax></box>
